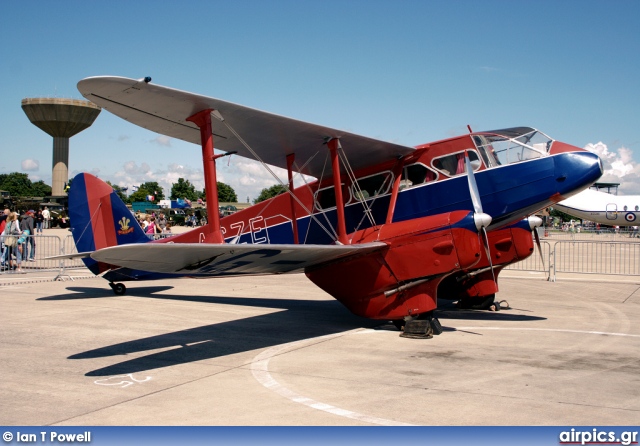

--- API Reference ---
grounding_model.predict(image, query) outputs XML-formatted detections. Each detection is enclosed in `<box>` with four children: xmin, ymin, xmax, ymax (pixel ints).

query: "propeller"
<box><xmin>527</xmin><ymin>216</ymin><xmax>545</xmax><ymax>268</ymax></box>
<box><xmin>464</xmin><ymin>151</ymin><xmax>495</xmax><ymax>283</ymax></box>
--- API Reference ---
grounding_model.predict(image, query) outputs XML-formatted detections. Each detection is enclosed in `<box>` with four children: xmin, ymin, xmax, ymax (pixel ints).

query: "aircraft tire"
<box><xmin>110</xmin><ymin>283</ymin><xmax>127</xmax><ymax>295</ymax></box>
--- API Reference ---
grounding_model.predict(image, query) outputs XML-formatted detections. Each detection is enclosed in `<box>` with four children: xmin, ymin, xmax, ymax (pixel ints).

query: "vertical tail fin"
<box><xmin>68</xmin><ymin>173</ymin><xmax>148</xmax><ymax>274</ymax></box>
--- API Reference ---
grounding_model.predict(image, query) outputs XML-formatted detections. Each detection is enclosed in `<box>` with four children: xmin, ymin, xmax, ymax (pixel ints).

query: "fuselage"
<box><xmin>554</xmin><ymin>188</ymin><xmax>640</xmax><ymax>225</ymax></box>
<box><xmin>98</xmin><ymin>127</ymin><xmax>602</xmax><ymax>286</ymax></box>
<box><xmin>168</xmin><ymin>127</ymin><xmax>602</xmax><ymax>246</ymax></box>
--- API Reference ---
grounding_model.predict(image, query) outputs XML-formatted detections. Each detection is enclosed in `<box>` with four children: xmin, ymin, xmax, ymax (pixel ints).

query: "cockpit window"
<box><xmin>314</xmin><ymin>184</ymin><xmax>351</xmax><ymax>210</ymax></box>
<box><xmin>352</xmin><ymin>171</ymin><xmax>393</xmax><ymax>201</ymax></box>
<box><xmin>432</xmin><ymin>150</ymin><xmax>481</xmax><ymax>177</ymax></box>
<box><xmin>399</xmin><ymin>163</ymin><xmax>438</xmax><ymax>190</ymax></box>
<box><xmin>472</xmin><ymin>128</ymin><xmax>553</xmax><ymax>167</ymax></box>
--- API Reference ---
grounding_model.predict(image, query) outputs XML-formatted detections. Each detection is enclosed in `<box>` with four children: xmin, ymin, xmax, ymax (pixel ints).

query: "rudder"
<box><xmin>68</xmin><ymin>173</ymin><xmax>148</xmax><ymax>274</ymax></box>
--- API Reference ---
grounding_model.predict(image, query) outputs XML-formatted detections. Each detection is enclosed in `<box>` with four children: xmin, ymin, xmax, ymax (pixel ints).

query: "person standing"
<box><xmin>42</xmin><ymin>206</ymin><xmax>50</xmax><ymax>229</ymax></box>
<box><xmin>20</xmin><ymin>211</ymin><xmax>35</xmax><ymax>261</ymax></box>
<box><xmin>35</xmin><ymin>209</ymin><xmax>44</xmax><ymax>233</ymax></box>
<box><xmin>0</xmin><ymin>209</ymin><xmax>8</xmax><ymax>269</ymax></box>
<box><xmin>145</xmin><ymin>216</ymin><xmax>158</xmax><ymax>239</ymax></box>
<box><xmin>157</xmin><ymin>212</ymin><xmax>167</xmax><ymax>232</ymax></box>
<box><xmin>4</xmin><ymin>212</ymin><xmax>22</xmax><ymax>272</ymax></box>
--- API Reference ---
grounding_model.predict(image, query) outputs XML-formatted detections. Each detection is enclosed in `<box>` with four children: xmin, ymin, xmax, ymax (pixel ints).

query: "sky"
<box><xmin>1</xmin><ymin>0</ymin><xmax>639</xmax><ymax>201</ymax></box>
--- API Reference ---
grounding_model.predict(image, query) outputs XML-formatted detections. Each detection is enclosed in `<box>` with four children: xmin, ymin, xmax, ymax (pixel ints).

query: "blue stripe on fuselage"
<box><xmin>225</xmin><ymin>151</ymin><xmax>601</xmax><ymax>246</ymax></box>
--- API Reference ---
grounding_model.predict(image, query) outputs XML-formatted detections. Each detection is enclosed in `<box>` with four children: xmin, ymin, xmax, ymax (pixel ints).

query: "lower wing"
<box><xmin>85</xmin><ymin>242</ymin><xmax>386</xmax><ymax>276</ymax></box>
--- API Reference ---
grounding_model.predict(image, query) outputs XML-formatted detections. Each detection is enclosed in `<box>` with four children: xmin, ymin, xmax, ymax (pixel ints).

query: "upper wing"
<box><xmin>89</xmin><ymin>242</ymin><xmax>386</xmax><ymax>276</ymax></box>
<box><xmin>77</xmin><ymin>76</ymin><xmax>415</xmax><ymax>178</ymax></box>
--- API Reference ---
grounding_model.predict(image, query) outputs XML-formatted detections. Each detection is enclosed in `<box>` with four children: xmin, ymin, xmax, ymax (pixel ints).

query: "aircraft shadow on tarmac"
<box><xmin>52</xmin><ymin>286</ymin><xmax>544</xmax><ymax>377</ymax></box>
<box><xmin>62</xmin><ymin>287</ymin><xmax>376</xmax><ymax>377</ymax></box>
<box><xmin>37</xmin><ymin>286</ymin><xmax>175</xmax><ymax>301</ymax></box>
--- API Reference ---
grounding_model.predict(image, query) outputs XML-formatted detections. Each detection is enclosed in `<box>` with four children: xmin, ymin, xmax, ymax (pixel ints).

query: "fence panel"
<box><xmin>1</xmin><ymin>235</ymin><xmax>63</xmax><ymax>274</ymax></box>
<box><xmin>554</xmin><ymin>241</ymin><xmax>640</xmax><ymax>276</ymax></box>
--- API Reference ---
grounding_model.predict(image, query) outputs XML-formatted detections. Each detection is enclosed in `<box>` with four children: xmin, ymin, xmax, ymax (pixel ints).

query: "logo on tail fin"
<box><xmin>117</xmin><ymin>217</ymin><xmax>134</xmax><ymax>235</ymax></box>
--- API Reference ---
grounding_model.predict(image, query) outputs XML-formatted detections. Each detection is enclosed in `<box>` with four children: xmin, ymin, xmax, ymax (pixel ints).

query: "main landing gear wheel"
<box><xmin>109</xmin><ymin>282</ymin><xmax>127</xmax><ymax>295</ymax></box>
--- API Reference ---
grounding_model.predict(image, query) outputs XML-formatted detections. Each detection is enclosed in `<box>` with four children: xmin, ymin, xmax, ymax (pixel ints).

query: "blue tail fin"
<box><xmin>68</xmin><ymin>173</ymin><xmax>149</xmax><ymax>274</ymax></box>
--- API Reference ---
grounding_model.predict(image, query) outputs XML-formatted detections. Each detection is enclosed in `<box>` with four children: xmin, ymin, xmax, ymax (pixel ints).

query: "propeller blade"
<box><xmin>464</xmin><ymin>151</ymin><xmax>483</xmax><ymax>214</ymax></box>
<box><xmin>533</xmin><ymin>228</ymin><xmax>545</xmax><ymax>269</ymax></box>
<box><xmin>528</xmin><ymin>216</ymin><xmax>545</xmax><ymax>269</ymax></box>
<box><xmin>466</xmin><ymin>150</ymin><xmax>497</xmax><ymax>289</ymax></box>
<box><xmin>480</xmin><ymin>226</ymin><xmax>496</xmax><ymax>283</ymax></box>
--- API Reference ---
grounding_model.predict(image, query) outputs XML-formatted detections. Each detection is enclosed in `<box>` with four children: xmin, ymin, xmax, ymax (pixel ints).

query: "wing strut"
<box><xmin>286</xmin><ymin>153</ymin><xmax>300</xmax><ymax>244</ymax></box>
<box><xmin>186</xmin><ymin>109</ymin><xmax>225</xmax><ymax>244</ymax></box>
<box><xmin>327</xmin><ymin>138</ymin><xmax>348</xmax><ymax>245</ymax></box>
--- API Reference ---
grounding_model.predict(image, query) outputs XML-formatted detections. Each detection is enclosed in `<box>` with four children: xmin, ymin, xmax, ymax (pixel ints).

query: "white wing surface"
<box><xmin>77</xmin><ymin>76</ymin><xmax>415</xmax><ymax>178</ymax></box>
<box><xmin>90</xmin><ymin>242</ymin><xmax>386</xmax><ymax>276</ymax></box>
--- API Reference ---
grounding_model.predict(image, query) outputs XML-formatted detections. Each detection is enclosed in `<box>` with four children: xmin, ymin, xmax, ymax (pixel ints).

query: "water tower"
<box><xmin>21</xmin><ymin>98</ymin><xmax>101</xmax><ymax>196</ymax></box>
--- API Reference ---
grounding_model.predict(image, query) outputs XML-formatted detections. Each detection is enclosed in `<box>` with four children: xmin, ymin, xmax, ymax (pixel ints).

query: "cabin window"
<box><xmin>432</xmin><ymin>150</ymin><xmax>481</xmax><ymax>177</ymax></box>
<box><xmin>473</xmin><ymin>132</ymin><xmax>547</xmax><ymax>167</ymax></box>
<box><xmin>400</xmin><ymin>163</ymin><xmax>438</xmax><ymax>190</ymax></box>
<box><xmin>624</xmin><ymin>205</ymin><xmax>628</xmax><ymax>211</ymax></box>
<box><xmin>635</xmin><ymin>206</ymin><xmax>639</xmax><ymax>211</ymax></box>
<box><xmin>351</xmin><ymin>171</ymin><xmax>393</xmax><ymax>201</ymax></box>
<box><xmin>314</xmin><ymin>184</ymin><xmax>351</xmax><ymax>210</ymax></box>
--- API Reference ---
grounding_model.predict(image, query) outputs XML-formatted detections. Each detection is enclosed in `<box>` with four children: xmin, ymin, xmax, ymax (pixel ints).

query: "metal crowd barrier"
<box><xmin>0</xmin><ymin>234</ymin><xmax>85</xmax><ymax>276</ymax></box>
<box><xmin>505</xmin><ymin>232</ymin><xmax>640</xmax><ymax>281</ymax></box>
<box><xmin>553</xmin><ymin>241</ymin><xmax>640</xmax><ymax>280</ymax></box>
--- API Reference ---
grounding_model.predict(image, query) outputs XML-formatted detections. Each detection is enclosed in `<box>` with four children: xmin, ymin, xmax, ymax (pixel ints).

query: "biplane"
<box><xmin>66</xmin><ymin>76</ymin><xmax>603</xmax><ymax>337</ymax></box>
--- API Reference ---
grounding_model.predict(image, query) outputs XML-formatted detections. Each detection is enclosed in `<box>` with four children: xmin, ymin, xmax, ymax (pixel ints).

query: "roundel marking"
<box><xmin>625</xmin><ymin>212</ymin><xmax>636</xmax><ymax>222</ymax></box>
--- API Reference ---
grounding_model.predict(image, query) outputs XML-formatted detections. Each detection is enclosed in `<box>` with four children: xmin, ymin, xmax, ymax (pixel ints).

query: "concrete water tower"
<box><xmin>21</xmin><ymin>98</ymin><xmax>101</xmax><ymax>196</ymax></box>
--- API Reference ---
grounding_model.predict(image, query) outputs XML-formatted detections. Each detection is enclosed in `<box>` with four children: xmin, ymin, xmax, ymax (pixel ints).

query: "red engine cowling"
<box><xmin>305</xmin><ymin>210</ymin><xmax>482</xmax><ymax>319</ymax></box>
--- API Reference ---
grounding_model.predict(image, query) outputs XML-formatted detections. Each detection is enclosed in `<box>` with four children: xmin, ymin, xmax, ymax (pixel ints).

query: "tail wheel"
<box><xmin>109</xmin><ymin>282</ymin><xmax>127</xmax><ymax>295</ymax></box>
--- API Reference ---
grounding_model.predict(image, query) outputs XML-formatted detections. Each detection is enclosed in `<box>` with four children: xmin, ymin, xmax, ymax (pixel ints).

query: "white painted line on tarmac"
<box><xmin>455</xmin><ymin>327</ymin><xmax>640</xmax><ymax>338</ymax></box>
<box><xmin>250</xmin><ymin>330</ymin><xmax>414</xmax><ymax>426</ymax></box>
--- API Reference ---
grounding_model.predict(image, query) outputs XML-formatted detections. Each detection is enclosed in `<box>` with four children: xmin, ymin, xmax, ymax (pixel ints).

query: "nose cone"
<box><xmin>552</xmin><ymin>142</ymin><xmax>603</xmax><ymax>200</ymax></box>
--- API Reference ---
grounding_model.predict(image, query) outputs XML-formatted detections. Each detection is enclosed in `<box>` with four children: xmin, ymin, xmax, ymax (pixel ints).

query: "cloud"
<box><xmin>21</xmin><ymin>159</ymin><xmax>39</xmax><ymax>171</ymax></box>
<box><xmin>123</xmin><ymin>161</ymin><xmax>151</xmax><ymax>175</ymax></box>
<box><xmin>584</xmin><ymin>142</ymin><xmax>640</xmax><ymax>194</ymax></box>
<box><xmin>151</xmin><ymin>135</ymin><xmax>172</xmax><ymax>147</ymax></box>
<box><xmin>100</xmin><ymin>155</ymin><xmax>318</xmax><ymax>204</ymax></box>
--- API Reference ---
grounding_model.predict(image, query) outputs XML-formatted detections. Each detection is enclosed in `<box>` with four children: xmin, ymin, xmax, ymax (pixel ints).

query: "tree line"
<box><xmin>115</xmin><ymin>178</ymin><xmax>238</xmax><ymax>204</ymax></box>
<box><xmin>0</xmin><ymin>172</ymin><xmax>288</xmax><ymax>205</ymax></box>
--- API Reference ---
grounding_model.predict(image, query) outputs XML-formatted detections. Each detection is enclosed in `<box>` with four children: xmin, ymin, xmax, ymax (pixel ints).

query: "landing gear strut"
<box><xmin>395</xmin><ymin>312</ymin><xmax>443</xmax><ymax>339</ymax></box>
<box><xmin>109</xmin><ymin>282</ymin><xmax>126</xmax><ymax>295</ymax></box>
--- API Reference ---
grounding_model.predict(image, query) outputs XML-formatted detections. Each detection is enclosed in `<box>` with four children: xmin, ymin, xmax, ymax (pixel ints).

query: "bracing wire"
<box><xmin>338</xmin><ymin>148</ymin><xmax>377</xmax><ymax>229</ymax></box>
<box><xmin>215</xmin><ymin>114</ymin><xmax>339</xmax><ymax>243</ymax></box>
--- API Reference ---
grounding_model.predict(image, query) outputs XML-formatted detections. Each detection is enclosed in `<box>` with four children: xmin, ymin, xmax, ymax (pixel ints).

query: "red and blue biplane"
<box><xmin>65</xmin><ymin>76</ymin><xmax>602</xmax><ymax>337</ymax></box>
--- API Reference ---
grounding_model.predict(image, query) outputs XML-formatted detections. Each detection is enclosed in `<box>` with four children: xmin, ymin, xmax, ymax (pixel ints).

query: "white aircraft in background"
<box><xmin>554</xmin><ymin>188</ymin><xmax>640</xmax><ymax>226</ymax></box>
